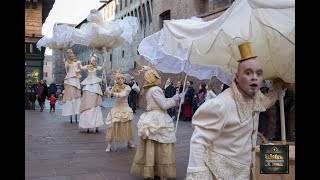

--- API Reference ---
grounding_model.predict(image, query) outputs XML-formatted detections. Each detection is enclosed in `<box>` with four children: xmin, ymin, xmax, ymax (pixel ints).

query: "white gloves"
<box><xmin>105</xmin><ymin>86</ymin><xmax>112</xmax><ymax>96</ymax></box>
<box><xmin>172</xmin><ymin>92</ymin><xmax>185</xmax><ymax>101</ymax></box>
<box><xmin>172</xmin><ymin>94</ymin><xmax>180</xmax><ymax>101</ymax></box>
<box><xmin>179</xmin><ymin>91</ymin><xmax>186</xmax><ymax>99</ymax></box>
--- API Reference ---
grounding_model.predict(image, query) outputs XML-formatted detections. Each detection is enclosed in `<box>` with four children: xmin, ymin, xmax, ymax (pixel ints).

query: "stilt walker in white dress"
<box><xmin>62</xmin><ymin>49</ymin><xmax>82</xmax><ymax>123</ymax></box>
<box><xmin>79</xmin><ymin>54</ymin><xmax>105</xmax><ymax>133</ymax></box>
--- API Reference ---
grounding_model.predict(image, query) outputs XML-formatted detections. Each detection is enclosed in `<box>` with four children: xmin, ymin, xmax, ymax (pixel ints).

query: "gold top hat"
<box><xmin>238</xmin><ymin>42</ymin><xmax>257</xmax><ymax>62</ymax></box>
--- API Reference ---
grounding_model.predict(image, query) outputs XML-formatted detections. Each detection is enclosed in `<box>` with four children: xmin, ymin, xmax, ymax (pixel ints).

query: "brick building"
<box><xmin>25</xmin><ymin>0</ymin><xmax>54</xmax><ymax>109</ymax></box>
<box><xmin>102</xmin><ymin>0</ymin><xmax>235</xmax><ymax>109</ymax></box>
<box><xmin>55</xmin><ymin>0</ymin><xmax>235</xmax><ymax>109</ymax></box>
<box><xmin>25</xmin><ymin>0</ymin><xmax>54</xmax><ymax>83</ymax></box>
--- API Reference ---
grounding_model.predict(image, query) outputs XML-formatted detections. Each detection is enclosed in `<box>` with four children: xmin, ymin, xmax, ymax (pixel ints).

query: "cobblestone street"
<box><xmin>25</xmin><ymin>98</ymin><xmax>194</xmax><ymax>180</ymax></box>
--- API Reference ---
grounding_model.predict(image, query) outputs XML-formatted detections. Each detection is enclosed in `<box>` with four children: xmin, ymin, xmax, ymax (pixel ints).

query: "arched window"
<box><xmin>142</xmin><ymin>4</ymin><xmax>147</xmax><ymax>24</ymax></box>
<box><xmin>147</xmin><ymin>1</ymin><xmax>152</xmax><ymax>23</ymax></box>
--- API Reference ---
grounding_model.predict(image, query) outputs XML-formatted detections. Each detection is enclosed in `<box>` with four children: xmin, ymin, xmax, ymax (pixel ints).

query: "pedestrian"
<box><xmin>31</xmin><ymin>79</ymin><xmax>38</xmax><ymax>92</ymax></box>
<box><xmin>78</xmin><ymin>54</ymin><xmax>105</xmax><ymax>133</ymax></box>
<box><xmin>130</xmin><ymin>66</ymin><xmax>184</xmax><ymax>180</ymax></box>
<box><xmin>47</xmin><ymin>93</ymin><xmax>57</xmax><ymax>112</ymax></box>
<box><xmin>163</xmin><ymin>78</ymin><xmax>176</xmax><ymax>117</ymax></box>
<box><xmin>128</xmin><ymin>76</ymin><xmax>139</xmax><ymax>113</ymax></box>
<box><xmin>28</xmin><ymin>89</ymin><xmax>37</xmax><ymax>110</ymax></box>
<box><xmin>49</xmin><ymin>81</ymin><xmax>57</xmax><ymax>97</ymax></box>
<box><xmin>105</xmin><ymin>69</ymin><xmax>135</xmax><ymax>152</ymax></box>
<box><xmin>185</xmin><ymin>42</ymin><xmax>285</xmax><ymax>179</ymax></box>
<box><xmin>37</xmin><ymin>79</ymin><xmax>48</xmax><ymax>112</ymax></box>
<box><xmin>184</xmin><ymin>81</ymin><xmax>194</xmax><ymax>121</ymax></box>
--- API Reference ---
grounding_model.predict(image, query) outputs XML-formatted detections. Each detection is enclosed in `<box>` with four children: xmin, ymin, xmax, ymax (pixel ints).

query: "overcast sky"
<box><xmin>42</xmin><ymin>0</ymin><xmax>104</xmax><ymax>54</ymax></box>
<box><xmin>42</xmin><ymin>0</ymin><xmax>104</xmax><ymax>37</ymax></box>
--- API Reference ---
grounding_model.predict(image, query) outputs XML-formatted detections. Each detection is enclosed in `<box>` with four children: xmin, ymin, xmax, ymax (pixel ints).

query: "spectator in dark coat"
<box><xmin>37</xmin><ymin>80</ymin><xmax>48</xmax><ymax>112</ymax></box>
<box><xmin>164</xmin><ymin>78</ymin><xmax>176</xmax><ymax>117</ymax></box>
<box><xmin>184</xmin><ymin>81</ymin><xmax>194</xmax><ymax>121</ymax></box>
<box><xmin>49</xmin><ymin>82</ymin><xmax>57</xmax><ymax>97</ymax></box>
<box><xmin>29</xmin><ymin>89</ymin><xmax>37</xmax><ymax>110</ymax></box>
<box><xmin>128</xmin><ymin>76</ymin><xmax>139</xmax><ymax>113</ymax></box>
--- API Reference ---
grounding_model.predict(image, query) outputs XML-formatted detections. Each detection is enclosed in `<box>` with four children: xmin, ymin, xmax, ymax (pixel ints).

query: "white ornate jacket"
<box><xmin>186</xmin><ymin>82</ymin><xmax>279</xmax><ymax>180</ymax></box>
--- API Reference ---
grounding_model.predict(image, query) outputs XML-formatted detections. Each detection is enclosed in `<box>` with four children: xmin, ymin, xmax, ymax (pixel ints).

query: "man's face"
<box><xmin>235</xmin><ymin>58</ymin><xmax>263</xmax><ymax>98</ymax></box>
<box><xmin>176</xmin><ymin>82</ymin><xmax>181</xmax><ymax>87</ymax></box>
<box><xmin>187</xmin><ymin>81</ymin><xmax>191</xmax><ymax>87</ymax></box>
<box><xmin>166</xmin><ymin>80</ymin><xmax>171</xmax><ymax>85</ymax></box>
<box><xmin>131</xmin><ymin>78</ymin><xmax>135</xmax><ymax>82</ymax></box>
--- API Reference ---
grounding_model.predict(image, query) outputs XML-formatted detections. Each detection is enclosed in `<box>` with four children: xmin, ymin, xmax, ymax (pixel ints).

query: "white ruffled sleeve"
<box><xmin>151</xmin><ymin>87</ymin><xmax>176</xmax><ymax>110</ymax></box>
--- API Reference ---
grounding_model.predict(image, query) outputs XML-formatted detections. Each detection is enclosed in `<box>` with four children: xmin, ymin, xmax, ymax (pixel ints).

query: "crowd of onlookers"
<box><xmin>26</xmin><ymin>77</ymin><xmax>295</xmax><ymax>141</ymax></box>
<box><xmin>28</xmin><ymin>79</ymin><xmax>61</xmax><ymax>112</ymax></box>
<box><xmin>161</xmin><ymin>78</ymin><xmax>226</xmax><ymax>122</ymax></box>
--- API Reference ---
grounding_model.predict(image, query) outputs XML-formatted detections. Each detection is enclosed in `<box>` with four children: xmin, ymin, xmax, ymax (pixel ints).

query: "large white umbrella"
<box><xmin>71</xmin><ymin>10</ymin><xmax>139</xmax><ymax>85</ymax></box>
<box><xmin>138</xmin><ymin>0</ymin><xmax>295</xmax><ymax>140</ymax></box>
<box><xmin>36</xmin><ymin>24</ymin><xmax>75</xmax><ymax>72</ymax></box>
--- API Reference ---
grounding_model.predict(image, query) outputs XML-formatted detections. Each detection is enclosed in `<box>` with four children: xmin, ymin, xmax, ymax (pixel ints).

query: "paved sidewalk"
<box><xmin>26</xmin><ymin>103</ymin><xmax>194</xmax><ymax>180</ymax></box>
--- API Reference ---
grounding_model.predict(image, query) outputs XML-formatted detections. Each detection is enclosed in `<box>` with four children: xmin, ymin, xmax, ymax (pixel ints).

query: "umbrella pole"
<box><xmin>278</xmin><ymin>91</ymin><xmax>287</xmax><ymax>144</ymax></box>
<box><xmin>60</xmin><ymin>49</ymin><xmax>67</xmax><ymax>74</ymax></box>
<box><xmin>175</xmin><ymin>73</ymin><xmax>188</xmax><ymax>134</ymax></box>
<box><xmin>175</xmin><ymin>61</ymin><xmax>190</xmax><ymax>135</ymax></box>
<box><xmin>99</xmin><ymin>51</ymin><xmax>108</xmax><ymax>87</ymax></box>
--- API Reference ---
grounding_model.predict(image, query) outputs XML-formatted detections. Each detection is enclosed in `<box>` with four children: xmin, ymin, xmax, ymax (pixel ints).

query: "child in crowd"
<box><xmin>47</xmin><ymin>93</ymin><xmax>57</xmax><ymax>112</ymax></box>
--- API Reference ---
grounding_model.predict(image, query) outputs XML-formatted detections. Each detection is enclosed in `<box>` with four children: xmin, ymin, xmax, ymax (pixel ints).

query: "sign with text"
<box><xmin>260</xmin><ymin>145</ymin><xmax>289</xmax><ymax>174</ymax></box>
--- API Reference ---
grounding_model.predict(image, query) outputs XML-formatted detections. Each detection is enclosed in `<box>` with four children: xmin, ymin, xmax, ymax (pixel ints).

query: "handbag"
<box><xmin>132</xmin><ymin>83</ymin><xmax>140</xmax><ymax>93</ymax></box>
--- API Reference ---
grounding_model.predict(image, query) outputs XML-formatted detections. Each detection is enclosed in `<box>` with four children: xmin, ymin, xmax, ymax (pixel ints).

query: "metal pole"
<box><xmin>278</xmin><ymin>91</ymin><xmax>286</xmax><ymax>144</ymax></box>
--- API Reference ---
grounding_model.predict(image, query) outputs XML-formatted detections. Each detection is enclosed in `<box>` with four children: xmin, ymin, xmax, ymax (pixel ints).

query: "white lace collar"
<box><xmin>231</xmin><ymin>82</ymin><xmax>266</xmax><ymax>123</ymax></box>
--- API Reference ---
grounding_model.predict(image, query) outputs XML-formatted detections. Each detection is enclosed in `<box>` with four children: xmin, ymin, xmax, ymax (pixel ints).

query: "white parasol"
<box><xmin>71</xmin><ymin>10</ymin><xmax>139</xmax><ymax>87</ymax></box>
<box><xmin>138</xmin><ymin>0</ymin><xmax>295</xmax><ymax>141</ymax></box>
<box><xmin>36</xmin><ymin>24</ymin><xmax>75</xmax><ymax>72</ymax></box>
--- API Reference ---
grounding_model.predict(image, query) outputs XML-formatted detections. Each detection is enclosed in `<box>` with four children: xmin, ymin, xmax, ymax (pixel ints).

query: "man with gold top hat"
<box><xmin>130</xmin><ymin>67</ymin><xmax>184</xmax><ymax>180</ymax></box>
<box><xmin>104</xmin><ymin>69</ymin><xmax>135</xmax><ymax>152</ymax></box>
<box><xmin>185</xmin><ymin>42</ymin><xmax>285</xmax><ymax>180</ymax></box>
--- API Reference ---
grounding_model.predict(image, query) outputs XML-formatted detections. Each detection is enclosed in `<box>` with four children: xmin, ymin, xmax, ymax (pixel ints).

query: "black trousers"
<box><xmin>128</xmin><ymin>94</ymin><xmax>137</xmax><ymax>112</ymax></box>
<box><xmin>50</xmin><ymin>104</ymin><xmax>55</xmax><ymax>111</ymax></box>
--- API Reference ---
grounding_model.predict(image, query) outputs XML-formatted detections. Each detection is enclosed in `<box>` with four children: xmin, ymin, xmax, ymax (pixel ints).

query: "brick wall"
<box><xmin>25</xmin><ymin>0</ymin><xmax>42</xmax><ymax>37</ymax></box>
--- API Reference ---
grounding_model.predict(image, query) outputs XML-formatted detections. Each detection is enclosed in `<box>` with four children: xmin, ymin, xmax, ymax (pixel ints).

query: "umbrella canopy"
<box><xmin>36</xmin><ymin>24</ymin><xmax>74</xmax><ymax>50</ymax></box>
<box><xmin>71</xmin><ymin>10</ymin><xmax>139</xmax><ymax>52</ymax></box>
<box><xmin>138</xmin><ymin>0</ymin><xmax>295</xmax><ymax>85</ymax></box>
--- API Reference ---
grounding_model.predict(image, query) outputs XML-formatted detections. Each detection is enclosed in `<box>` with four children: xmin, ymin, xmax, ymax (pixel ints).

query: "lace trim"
<box><xmin>231</xmin><ymin>82</ymin><xmax>265</xmax><ymax>122</ymax></box>
<box><xmin>204</xmin><ymin>149</ymin><xmax>250</xmax><ymax>180</ymax></box>
<box><xmin>186</xmin><ymin>170</ymin><xmax>211</xmax><ymax>180</ymax></box>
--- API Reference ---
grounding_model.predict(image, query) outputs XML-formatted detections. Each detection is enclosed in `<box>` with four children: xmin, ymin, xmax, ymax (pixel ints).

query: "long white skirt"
<box><xmin>62</xmin><ymin>97</ymin><xmax>81</xmax><ymax>116</ymax></box>
<box><xmin>79</xmin><ymin>106</ymin><xmax>104</xmax><ymax>129</ymax></box>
